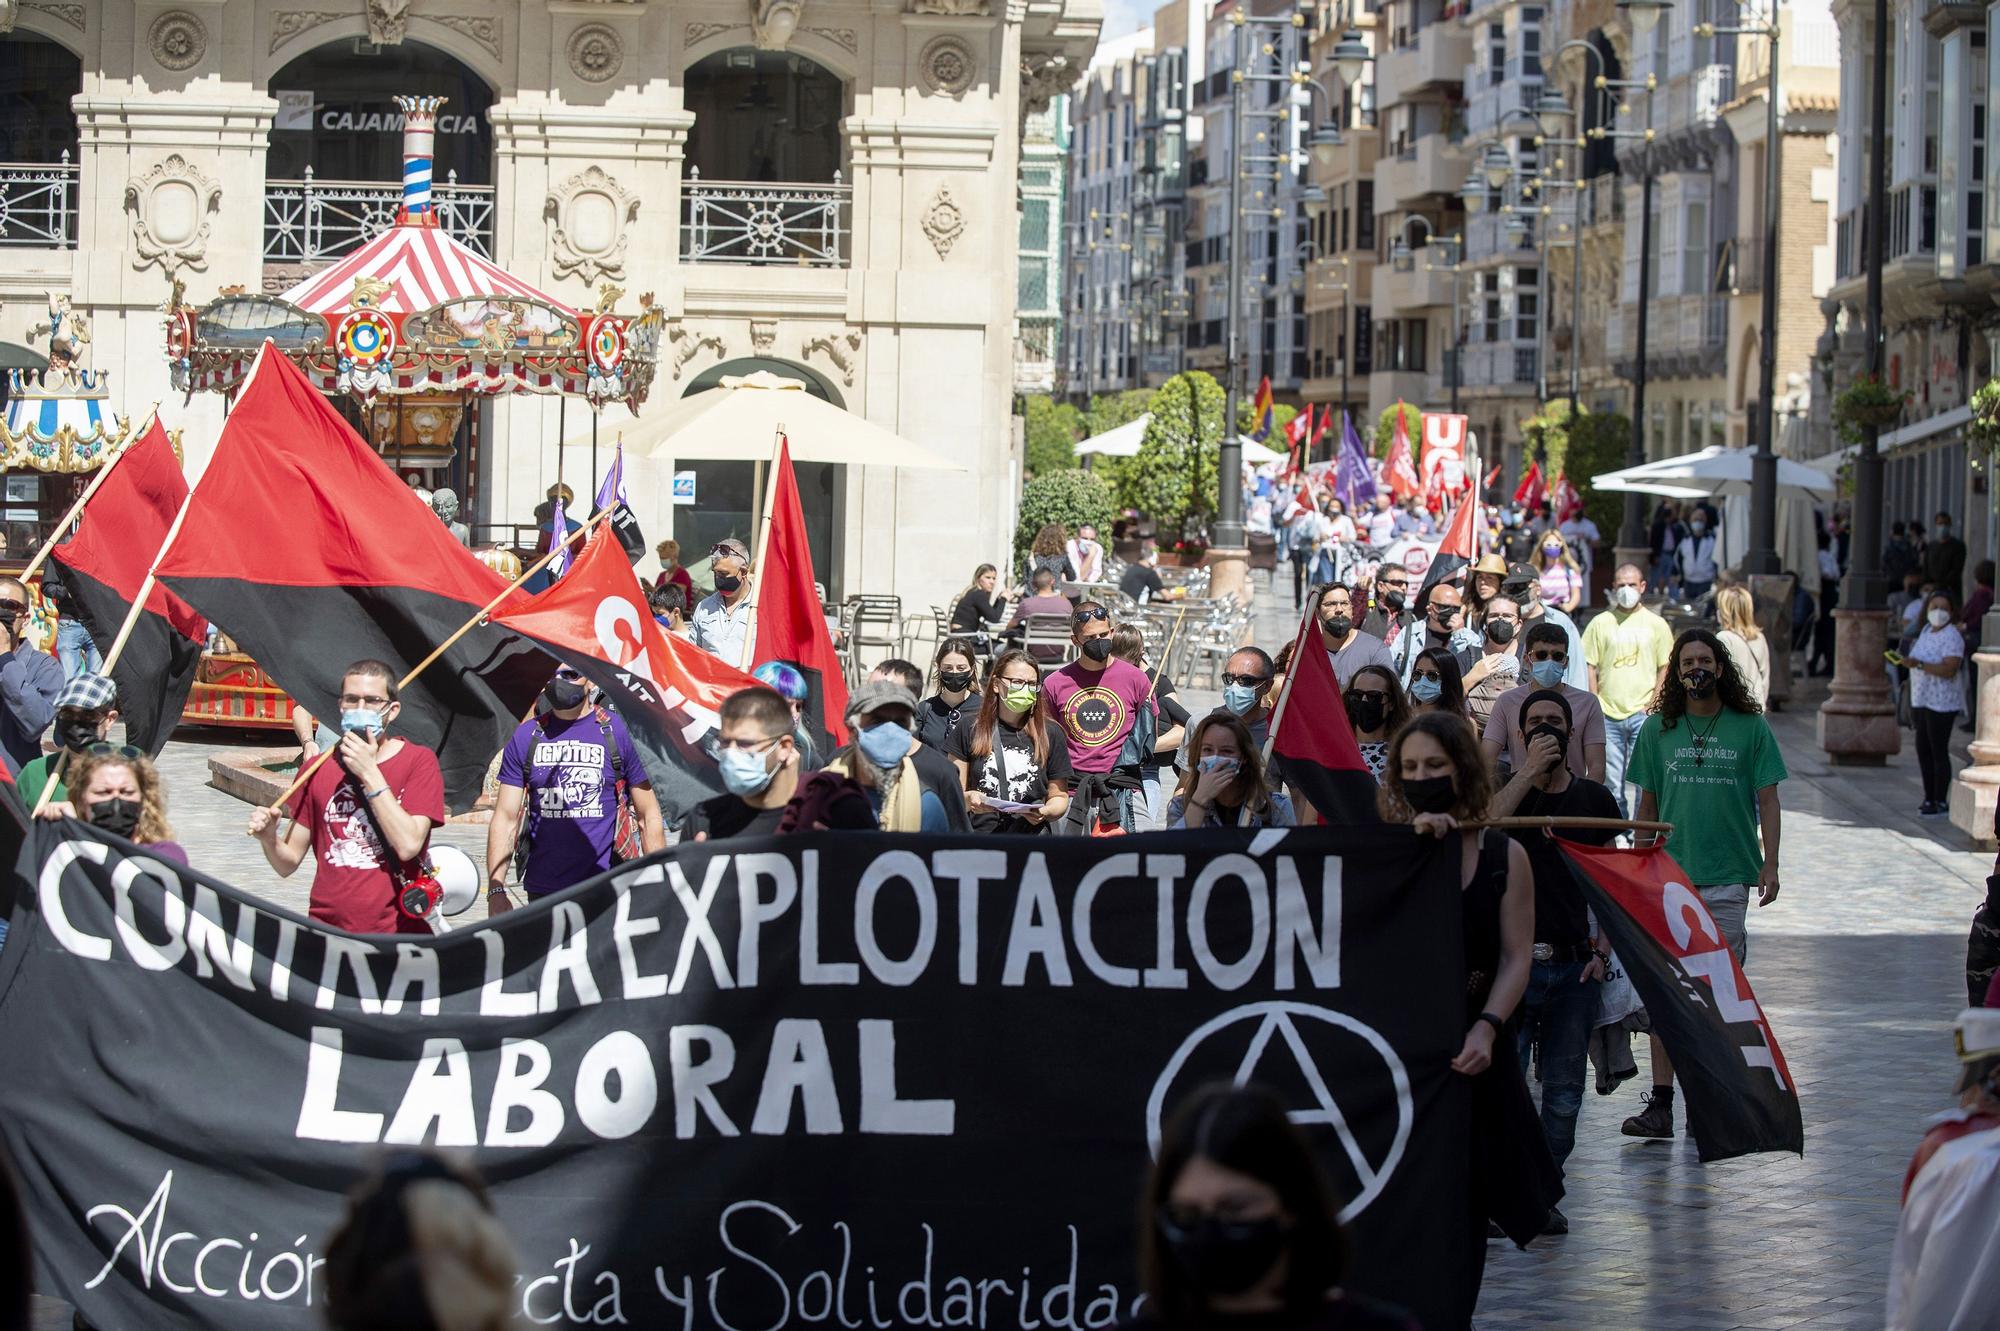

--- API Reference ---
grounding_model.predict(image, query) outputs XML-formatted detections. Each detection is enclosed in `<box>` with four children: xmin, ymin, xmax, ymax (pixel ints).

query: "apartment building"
<box><xmin>1017</xmin><ymin>98</ymin><xmax>1072</xmax><ymax>398</ymax></box>
<box><xmin>1302</xmin><ymin>2</ymin><xmax>1381</xmax><ymax>430</ymax></box>
<box><xmin>1827</xmin><ymin>0</ymin><xmax>1995</xmax><ymax>552</ymax></box>
<box><xmin>1064</xmin><ymin>29</ymin><xmax>1152</xmax><ymax>398</ymax></box>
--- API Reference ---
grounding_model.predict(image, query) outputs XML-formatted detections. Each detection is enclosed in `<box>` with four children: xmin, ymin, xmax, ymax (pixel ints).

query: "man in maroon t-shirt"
<box><xmin>247</xmin><ymin>659</ymin><xmax>446</xmax><ymax>935</ymax></box>
<box><xmin>1043</xmin><ymin>601</ymin><xmax>1155</xmax><ymax>833</ymax></box>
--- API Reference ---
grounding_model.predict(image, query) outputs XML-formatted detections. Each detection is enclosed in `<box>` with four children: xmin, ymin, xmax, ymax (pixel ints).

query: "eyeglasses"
<box><xmin>85</xmin><ymin>742</ymin><xmax>143</xmax><ymax>760</ymax></box>
<box><xmin>706</xmin><ymin>734</ymin><xmax>784</xmax><ymax>757</ymax></box>
<box><xmin>1219</xmin><ymin>672</ymin><xmax>1269</xmax><ymax>689</ymax></box>
<box><xmin>1072</xmin><ymin>607</ymin><xmax>1110</xmax><ymax>624</ymax></box>
<box><xmin>998</xmin><ymin>678</ymin><xmax>1040</xmax><ymax>692</ymax></box>
<box><xmin>339</xmin><ymin>693</ymin><xmax>390</xmax><ymax>708</ymax></box>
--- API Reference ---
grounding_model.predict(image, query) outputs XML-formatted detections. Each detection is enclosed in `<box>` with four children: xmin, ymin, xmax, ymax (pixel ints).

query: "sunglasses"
<box><xmin>0</xmin><ymin>599</ymin><xmax>26</xmax><ymax>616</ymax></box>
<box><xmin>86</xmin><ymin>742</ymin><xmax>144</xmax><ymax>760</ymax></box>
<box><xmin>1219</xmin><ymin>672</ymin><xmax>1269</xmax><ymax>689</ymax></box>
<box><xmin>1412</xmin><ymin>669</ymin><xmax>1443</xmax><ymax>683</ymax></box>
<box><xmin>1345</xmin><ymin>690</ymin><xmax>1389</xmax><ymax>705</ymax></box>
<box><xmin>1072</xmin><ymin>607</ymin><xmax>1110</xmax><ymax>624</ymax></box>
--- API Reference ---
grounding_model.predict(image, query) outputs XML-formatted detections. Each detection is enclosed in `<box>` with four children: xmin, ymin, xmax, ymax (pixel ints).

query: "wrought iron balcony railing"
<box><xmin>0</xmin><ymin>155</ymin><xmax>79</xmax><ymax>248</ymax></box>
<box><xmin>264</xmin><ymin>167</ymin><xmax>495</xmax><ymax>262</ymax></box>
<box><xmin>682</xmin><ymin>171</ymin><xmax>852</xmax><ymax>267</ymax></box>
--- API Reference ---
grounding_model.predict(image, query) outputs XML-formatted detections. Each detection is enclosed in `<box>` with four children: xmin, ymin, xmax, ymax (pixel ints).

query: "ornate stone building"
<box><xmin>0</xmin><ymin>0</ymin><xmax>1099</xmax><ymax>606</ymax></box>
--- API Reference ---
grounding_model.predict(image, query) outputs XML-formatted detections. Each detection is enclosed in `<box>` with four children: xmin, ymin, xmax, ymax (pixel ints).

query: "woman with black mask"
<box><xmin>1343</xmin><ymin>665</ymin><xmax>1409</xmax><ymax>781</ymax></box>
<box><xmin>916</xmin><ymin>637</ymin><xmax>984</xmax><ymax>751</ymax></box>
<box><xmin>1126</xmin><ymin>1083</ymin><xmax>1419</xmax><ymax>1331</ymax></box>
<box><xmin>35</xmin><ymin>746</ymin><xmax>187</xmax><ymax>865</ymax></box>
<box><xmin>1377</xmin><ymin>713</ymin><xmax>1561</xmax><ymax>1327</ymax></box>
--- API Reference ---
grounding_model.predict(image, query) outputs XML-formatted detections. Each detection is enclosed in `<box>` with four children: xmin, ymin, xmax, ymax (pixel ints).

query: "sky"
<box><xmin>1101</xmin><ymin>0</ymin><xmax>1152</xmax><ymax>42</ymax></box>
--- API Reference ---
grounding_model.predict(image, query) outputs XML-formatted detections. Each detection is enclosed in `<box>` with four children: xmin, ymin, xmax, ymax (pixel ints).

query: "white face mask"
<box><xmin>1929</xmin><ymin>608</ymin><xmax>1953</xmax><ymax>628</ymax></box>
<box><xmin>1612</xmin><ymin>585</ymin><xmax>1640</xmax><ymax>610</ymax></box>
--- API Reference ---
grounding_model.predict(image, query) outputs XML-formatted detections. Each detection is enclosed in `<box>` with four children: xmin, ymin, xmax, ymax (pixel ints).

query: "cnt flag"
<box><xmin>153</xmin><ymin>342</ymin><xmax>555</xmax><ymax>811</ymax></box>
<box><xmin>47</xmin><ymin>418</ymin><xmax>206</xmax><ymax>756</ymax></box>
<box><xmin>1415</xmin><ymin>489</ymin><xmax>1479</xmax><ymax>608</ymax></box>
<box><xmin>1268</xmin><ymin>603</ymin><xmax>1380</xmax><ymax>825</ymax></box>
<box><xmin>492</xmin><ymin>524</ymin><xmax>761</xmax><ymax>820</ymax></box>
<box><xmin>753</xmin><ymin>438</ymin><xmax>850</xmax><ymax>745</ymax></box>
<box><xmin>1250</xmin><ymin>375</ymin><xmax>1276</xmax><ymax>441</ymax></box>
<box><xmin>595</xmin><ymin>438</ymin><xmax>649</xmax><ymax>565</ymax></box>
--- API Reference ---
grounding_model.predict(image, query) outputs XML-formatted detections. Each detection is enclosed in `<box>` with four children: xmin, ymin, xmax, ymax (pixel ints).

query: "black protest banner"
<box><xmin>0</xmin><ymin>824</ymin><xmax>1469</xmax><ymax>1331</ymax></box>
<box><xmin>1558</xmin><ymin>839</ymin><xmax>1804</xmax><ymax>1162</ymax></box>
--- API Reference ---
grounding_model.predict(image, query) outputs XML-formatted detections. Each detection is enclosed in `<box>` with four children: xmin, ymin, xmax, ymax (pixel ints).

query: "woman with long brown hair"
<box><xmin>1344</xmin><ymin>664</ymin><xmax>1410</xmax><ymax>781</ymax></box>
<box><xmin>1165</xmin><ymin>714</ymin><xmax>1295</xmax><ymax>829</ymax></box>
<box><xmin>1378</xmin><ymin>712</ymin><xmax>1559</xmax><ymax>1324</ymax></box>
<box><xmin>943</xmin><ymin>648</ymin><xmax>1071</xmax><ymax>833</ymax></box>
<box><xmin>1023</xmin><ymin>522</ymin><xmax>1077</xmax><ymax>588</ymax></box>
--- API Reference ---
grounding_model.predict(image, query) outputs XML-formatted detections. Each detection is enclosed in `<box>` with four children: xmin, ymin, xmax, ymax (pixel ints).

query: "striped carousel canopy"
<box><xmin>278</xmin><ymin>224</ymin><xmax>575</xmax><ymax>320</ymax></box>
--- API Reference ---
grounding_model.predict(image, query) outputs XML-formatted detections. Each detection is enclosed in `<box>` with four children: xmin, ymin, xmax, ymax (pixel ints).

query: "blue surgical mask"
<box><xmin>339</xmin><ymin>708</ymin><xmax>383</xmax><ymax>737</ymax></box>
<box><xmin>1221</xmin><ymin>682</ymin><xmax>1261</xmax><ymax>716</ymax></box>
<box><xmin>1530</xmin><ymin>659</ymin><xmax>1566</xmax><ymax>688</ymax></box>
<box><xmin>856</xmin><ymin>721</ymin><xmax>914</xmax><ymax>769</ymax></box>
<box><xmin>1409</xmin><ymin>675</ymin><xmax>1443</xmax><ymax>703</ymax></box>
<box><xmin>719</xmin><ymin>746</ymin><xmax>778</xmax><ymax>796</ymax></box>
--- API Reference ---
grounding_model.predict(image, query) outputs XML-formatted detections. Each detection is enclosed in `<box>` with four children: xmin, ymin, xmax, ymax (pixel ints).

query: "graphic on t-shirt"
<box><xmin>1063</xmin><ymin>686</ymin><xmax>1129</xmax><ymax>750</ymax></box>
<box><xmin>979</xmin><ymin>738</ymin><xmax>1042</xmax><ymax>803</ymax></box>
<box><xmin>320</xmin><ymin>785</ymin><xmax>385</xmax><ymax>870</ymax></box>
<box><xmin>533</xmin><ymin>738</ymin><xmax>608</xmax><ymax>819</ymax></box>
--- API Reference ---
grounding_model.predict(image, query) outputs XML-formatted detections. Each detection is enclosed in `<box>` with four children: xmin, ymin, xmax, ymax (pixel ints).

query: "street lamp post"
<box><xmin>1700</xmin><ymin>4</ymin><xmax>1783</xmax><ymax>574</ymax></box>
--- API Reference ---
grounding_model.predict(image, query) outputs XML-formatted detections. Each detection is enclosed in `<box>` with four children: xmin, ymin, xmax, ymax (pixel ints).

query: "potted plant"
<box><xmin>1834</xmin><ymin>373</ymin><xmax>1911</xmax><ymax>433</ymax></box>
<box><xmin>1970</xmin><ymin>379</ymin><xmax>2000</xmax><ymax>455</ymax></box>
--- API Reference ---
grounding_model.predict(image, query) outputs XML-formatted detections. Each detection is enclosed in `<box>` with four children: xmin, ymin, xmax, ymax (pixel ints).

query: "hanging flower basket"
<box><xmin>1834</xmin><ymin>374</ymin><xmax>1911</xmax><ymax>432</ymax></box>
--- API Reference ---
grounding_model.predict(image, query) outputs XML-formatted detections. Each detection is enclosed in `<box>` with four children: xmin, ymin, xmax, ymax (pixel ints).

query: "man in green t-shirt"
<box><xmin>19</xmin><ymin>672</ymin><xmax>120</xmax><ymax>810</ymax></box>
<box><xmin>1582</xmin><ymin>563</ymin><xmax>1677</xmax><ymax>816</ymax></box>
<box><xmin>1622</xmin><ymin>627</ymin><xmax>1787</xmax><ymax>1141</ymax></box>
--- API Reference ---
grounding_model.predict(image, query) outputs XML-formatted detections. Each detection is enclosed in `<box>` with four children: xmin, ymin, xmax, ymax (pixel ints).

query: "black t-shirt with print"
<box><xmin>945</xmin><ymin>717</ymin><xmax>1075</xmax><ymax>834</ymax></box>
<box><xmin>681</xmin><ymin>795</ymin><xmax>787</xmax><ymax>841</ymax></box>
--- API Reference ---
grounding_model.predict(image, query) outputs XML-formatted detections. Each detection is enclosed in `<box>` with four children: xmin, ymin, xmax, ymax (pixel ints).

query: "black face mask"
<box><xmin>1157</xmin><ymin>1213</ymin><xmax>1288</xmax><ymax>1297</ymax></box>
<box><xmin>938</xmin><ymin>669</ymin><xmax>975</xmax><ymax>694</ymax></box>
<box><xmin>1486</xmin><ymin>619</ymin><xmax>1517</xmax><ymax>645</ymax></box>
<box><xmin>1379</xmin><ymin>588</ymin><xmax>1407</xmax><ymax>611</ymax></box>
<box><xmin>543</xmin><ymin>679</ymin><xmax>588</xmax><ymax>711</ymax></box>
<box><xmin>59</xmin><ymin>719</ymin><xmax>101</xmax><ymax>752</ymax></box>
<box><xmin>1525</xmin><ymin>723</ymin><xmax>1569</xmax><ymax>765</ymax></box>
<box><xmin>1346</xmin><ymin>695</ymin><xmax>1387</xmax><ymax>734</ymax></box>
<box><xmin>1681</xmin><ymin>668</ymin><xmax>1717</xmax><ymax>699</ymax></box>
<box><xmin>1321</xmin><ymin>614</ymin><xmax>1352</xmax><ymax>639</ymax></box>
<box><xmin>1402</xmin><ymin>775</ymin><xmax>1457</xmax><ymax>814</ymax></box>
<box><xmin>713</xmin><ymin>572</ymin><xmax>743</xmax><ymax>595</ymax></box>
<box><xmin>1080</xmin><ymin>637</ymin><xmax>1113</xmax><ymax>663</ymax></box>
<box><xmin>88</xmin><ymin>797</ymin><xmax>142</xmax><ymax>839</ymax></box>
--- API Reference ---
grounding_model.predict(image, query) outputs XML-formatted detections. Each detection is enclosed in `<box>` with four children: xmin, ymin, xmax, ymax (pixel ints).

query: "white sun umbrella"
<box><xmin>1601</xmin><ymin>445</ymin><xmax>1835</xmax><ymax>502</ymax></box>
<box><xmin>1236</xmin><ymin>435</ymin><xmax>1287</xmax><ymax>465</ymax></box>
<box><xmin>1074</xmin><ymin>413</ymin><xmax>1151</xmax><ymax>458</ymax></box>
<box><xmin>1589</xmin><ymin>457</ymin><xmax>1711</xmax><ymax>499</ymax></box>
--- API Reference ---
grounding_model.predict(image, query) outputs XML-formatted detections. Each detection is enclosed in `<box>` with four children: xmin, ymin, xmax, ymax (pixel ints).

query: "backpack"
<box><xmin>513</xmin><ymin>706</ymin><xmax>642</xmax><ymax>882</ymax></box>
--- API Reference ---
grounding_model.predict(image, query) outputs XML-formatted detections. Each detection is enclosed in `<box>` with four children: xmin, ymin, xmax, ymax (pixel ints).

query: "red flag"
<box><xmin>1513</xmin><ymin>460</ymin><xmax>1547</xmax><ymax>508</ymax></box>
<box><xmin>1483</xmin><ymin>463</ymin><xmax>1503</xmax><ymax>489</ymax></box>
<box><xmin>493</xmin><ymin>525</ymin><xmax>761</xmax><ymax>818</ymax></box>
<box><xmin>154</xmin><ymin>343</ymin><xmax>554</xmax><ymax>809</ymax></box>
<box><xmin>1284</xmin><ymin>405</ymin><xmax>1313</xmax><ymax>450</ymax></box>
<box><xmin>1554</xmin><ymin>472</ymin><xmax>1585</xmax><ymax>523</ymax></box>
<box><xmin>1268</xmin><ymin>606</ymin><xmax>1378</xmax><ymax>824</ymax></box>
<box><xmin>1384</xmin><ymin>403</ymin><xmax>1422</xmax><ymax>500</ymax></box>
<box><xmin>752</xmin><ymin>438</ymin><xmax>850</xmax><ymax>745</ymax></box>
<box><xmin>49</xmin><ymin>419</ymin><xmax>206</xmax><ymax>755</ymax></box>
<box><xmin>1420</xmin><ymin>412</ymin><xmax>1470</xmax><ymax>511</ymax></box>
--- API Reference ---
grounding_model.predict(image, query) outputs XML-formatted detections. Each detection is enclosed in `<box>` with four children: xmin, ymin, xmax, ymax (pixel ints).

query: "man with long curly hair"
<box><xmin>1620</xmin><ymin>626</ymin><xmax>1788</xmax><ymax>1141</ymax></box>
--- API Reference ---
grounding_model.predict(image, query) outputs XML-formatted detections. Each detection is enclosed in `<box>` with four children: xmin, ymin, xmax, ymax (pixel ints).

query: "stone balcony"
<box><xmin>1374</xmin><ymin>24</ymin><xmax>1472</xmax><ymax>99</ymax></box>
<box><xmin>1376</xmin><ymin>134</ymin><xmax>1472</xmax><ymax>212</ymax></box>
<box><xmin>1371</xmin><ymin>259</ymin><xmax>1457</xmax><ymax>318</ymax></box>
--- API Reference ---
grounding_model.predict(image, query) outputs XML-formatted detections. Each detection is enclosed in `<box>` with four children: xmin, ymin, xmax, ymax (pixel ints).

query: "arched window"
<box><xmin>683</xmin><ymin>50</ymin><xmax>846</xmax><ymax>184</ymax></box>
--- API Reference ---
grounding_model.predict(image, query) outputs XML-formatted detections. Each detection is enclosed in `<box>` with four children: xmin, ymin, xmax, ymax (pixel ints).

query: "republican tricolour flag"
<box><xmin>1250</xmin><ymin>376</ymin><xmax>1276</xmax><ymax>441</ymax></box>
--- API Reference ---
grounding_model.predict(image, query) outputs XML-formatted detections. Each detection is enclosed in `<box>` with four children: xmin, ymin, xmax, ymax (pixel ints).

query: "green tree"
<box><xmin>1084</xmin><ymin>389</ymin><xmax>1153</xmax><ymax>440</ymax></box>
<box><xmin>1014</xmin><ymin>468</ymin><xmax>1118</xmax><ymax>565</ymax></box>
<box><xmin>1115</xmin><ymin>371</ymin><xmax>1226</xmax><ymax>541</ymax></box>
<box><xmin>1373</xmin><ymin>402</ymin><xmax>1422</xmax><ymax>458</ymax></box>
<box><xmin>1519</xmin><ymin>401</ymin><xmax>1631</xmax><ymax>538</ymax></box>
<box><xmin>1021</xmin><ymin>395</ymin><xmax>1082</xmax><ymax>478</ymax></box>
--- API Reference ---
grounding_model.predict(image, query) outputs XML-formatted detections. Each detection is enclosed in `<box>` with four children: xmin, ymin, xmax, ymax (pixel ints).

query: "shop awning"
<box><xmin>1876</xmin><ymin>403</ymin><xmax>1971</xmax><ymax>453</ymax></box>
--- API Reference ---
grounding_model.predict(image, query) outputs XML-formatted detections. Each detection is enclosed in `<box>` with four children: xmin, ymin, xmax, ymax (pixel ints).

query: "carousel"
<box><xmin>163</xmin><ymin>94</ymin><xmax>663</xmax><ymax>731</ymax></box>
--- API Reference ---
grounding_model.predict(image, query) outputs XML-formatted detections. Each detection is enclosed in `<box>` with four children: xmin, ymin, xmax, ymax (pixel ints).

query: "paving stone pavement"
<box><xmin>26</xmin><ymin>580</ymin><xmax>1993</xmax><ymax>1327</ymax></box>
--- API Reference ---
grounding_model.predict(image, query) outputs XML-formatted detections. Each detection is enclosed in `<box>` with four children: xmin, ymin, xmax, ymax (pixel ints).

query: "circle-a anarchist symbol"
<box><xmin>1148</xmin><ymin>1001</ymin><xmax>1413</xmax><ymax>1223</ymax></box>
<box><xmin>337</xmin><ymin>310</ymin><xmax>396</xmax><ymax>366</ymax></box>
<box><xmin>1062</xmin><ymin>685</ymin><xmax>1128</xmax><ymax>751</ymax></box>
<box><xmin>590</xmin><ymin>317</ymin><xmax>626</xmax><ymax>373</ymax></box>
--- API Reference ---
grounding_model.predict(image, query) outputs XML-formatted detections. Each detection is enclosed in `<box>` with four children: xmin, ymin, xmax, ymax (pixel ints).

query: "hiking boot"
<box><xmin>1621</xmin><ymin>1091</ymin><xmax>1674</xmax><ymax>1139</ymax></box>
<box><xmin>1540</xmin><ymin>1206</ymin><xmax>1569</xmax><ymax>1236</ymax></box>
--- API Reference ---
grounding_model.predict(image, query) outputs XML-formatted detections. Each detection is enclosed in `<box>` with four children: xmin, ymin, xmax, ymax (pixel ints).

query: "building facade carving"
<box><xmin>566</xmin><ymin>23</ymin><xmax>623</xmax><ymax>82</ymax></box>
<box><xmin>124</xmin><ymin>155</ymin><xmax>222</xmax><ymax>278</ymax></box>
<box><xmin>366</xmin><ymin>0</ymin><xmax>410</xmax><ymax>45</ymax></box>
<box><xmin>803</xmin><ymin>329</ymin><xmax>861</xmax><ymax>386</ymax></box>
<box><xmin>919</xmin><ymin>35</ymin><xmax>976</xmax><ymax>97</ymax></box>
<box><xmin>921</xmin><ymin>184</ymin><xmax>966</xmax><ymax>257</ymax></box>
<box><xmin>148</xmin><ymin>10</ymin><xmax>208</xmax><ymax>71</ymax></box>
<box><xmin>546</xmin><ymin>166</ymin><xmax>638</xmax><ymax>284</ymax></box>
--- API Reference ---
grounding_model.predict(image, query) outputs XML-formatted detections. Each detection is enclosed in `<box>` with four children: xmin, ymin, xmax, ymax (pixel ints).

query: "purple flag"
<box><xmin>547</xmin><ymin>495</ymin><xmax>571</xmax><ymax>579</ymax></box>
<box><xmin>594</xmin><ymin>439</ymin><xmax>628</xmax><ymax>515</ymax></box>
<box><xmin>1336</xmin><ymin>410</ymin><xmax>1377</xmax><ymax>511</ymax></box>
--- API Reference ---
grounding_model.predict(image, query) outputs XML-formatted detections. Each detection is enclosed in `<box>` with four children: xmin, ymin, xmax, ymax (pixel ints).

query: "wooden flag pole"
<box><xmin>95</xmin><ymin>485</ymin><xmax>198</xmax><ymax>676</ymax></box>
<box><xmin>18</xmin><ymin>402</ymin><xmax>160</xmax><ymax>583</ymax></box>
<box><xmin>1148</xmin><ymin>605</ymin><xmax>1189</xmax><ymax>699</ymax></box>
<box><xmin>739</xmin><ymin>428</ymin><xmax>787</xmax><ymax>658</ymax></box>
<box><xmin>265</xmin><ymin>507</ymin><xmax>612</xmax><ymax>814</ymax></box>
<box><xmin>1466</xmin><ymin>815</ymin><xmax>1674</xmax><ymax>834</ymax></box>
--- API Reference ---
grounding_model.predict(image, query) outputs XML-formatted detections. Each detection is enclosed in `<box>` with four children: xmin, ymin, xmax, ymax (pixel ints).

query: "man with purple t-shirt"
<box><xmin>484</xmin><ymin>665</ymin><xmax>666</xmax><ymax>911</ymax></box>
<box><xmin>1044</xmin><ymin>601</ymin><xmax>1156</xmax><ymax>833</ymax></box>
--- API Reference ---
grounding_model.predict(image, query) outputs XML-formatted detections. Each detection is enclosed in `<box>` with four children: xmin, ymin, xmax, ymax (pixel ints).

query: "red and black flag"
<box><xmin>750</xmin><ymin>438</ymin><xmax>850</xmax><ymax>746</ymax></box>
<box><xmin>48</xmin><ymin>418</ymin><xmax>206</xmax><ymax>755</ymax></box>
<box><xmin>1558</xmin><ymin>839</ymin><xmax>1804</xmax><ymax>1162</ymax></box>
<box><xmin>1268</xmin><ymin>606</ymin><xmax>1379</xmax><ymax>825</ymax></box>
<box><xmin>153</xmin><ymin>344</ymin><xmax>554</xmax><ymax>810</ymax></box>
<box><xmin>1414</xmin><ymin>489</ymin><xmax>1478</xmax><ymax>609</ymax></box>
<box><xmin>492</xmin><ymin>524</ymin><xmax>763</xmax><ymax>820</ymax></box>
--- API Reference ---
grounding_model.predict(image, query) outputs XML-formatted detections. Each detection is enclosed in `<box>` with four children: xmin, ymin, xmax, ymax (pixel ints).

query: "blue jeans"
<box><xmin>1603</xmin><ymin>711</ymin><xmax>1648</xmax><ymax>818</ymax></box>
<box><xmin>1517</xmin><ymin>958</ymin><xmax>1595</xmax><ymax>1169</ymax></box>
<box><xmin>57</xmin><ymin>617</ymin><xmax>100</xmax><ymax>680</ymax></box>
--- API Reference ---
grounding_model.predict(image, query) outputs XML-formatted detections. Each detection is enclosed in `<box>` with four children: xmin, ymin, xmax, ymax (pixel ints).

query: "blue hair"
<box><xmin>752</xmin><ymin>660</ymin><xmax>810</xmax><ymax>702</ymax></box>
